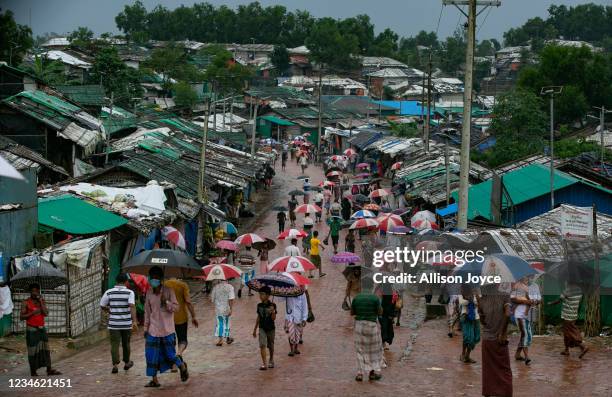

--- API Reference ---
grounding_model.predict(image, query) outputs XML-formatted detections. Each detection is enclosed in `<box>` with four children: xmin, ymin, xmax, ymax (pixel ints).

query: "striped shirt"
<box><xmin>561</xmin><ymin>286</ymin><xmax>582</xmax><ymax>321</ymax></box>
<box><xmin>100</xmin><ymin>285</ymin><xmax>135</xmax><ymax>330</ymax></box>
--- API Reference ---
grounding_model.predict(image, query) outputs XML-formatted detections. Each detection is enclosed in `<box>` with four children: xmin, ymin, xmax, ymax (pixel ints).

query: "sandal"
<box><xmin>216</xmin><ymin>341</ymin><xmax>223</xmax><ymax>347</ymax></box>
<box><xmin>579</xmin><ymin>347</ymin><xmax>589</xmax><ymax>359</ymax></box>
<box><xmin>259</xmin><ymin>365</ymin><xmax>267</xmax><ymax>371</ymax></box>
<box><xmin>355</xmin><ymin>374</ymin><xmax>363</xmax><ymax>382</ymax></box>
<box><xmin>368</xmin><ymin>371</ymin><xmax>382</xmax><ymax>381</ymax></box>
<box><xmin>268</xmin><ymin>362</ymin><xmax>275</xmax><ymax>369</ymax></box>
<box><xmin>180</xmin><ymin>362</ymin><xmax>189</xmax><ymax>382</ymax></box>
<box><xmin>525</xmin><ymin>359</ymin><xmax>532</xmax><ymax>366</ymax></box>
<box><xmin>46</xmin><ymin>369</ymin><xmax>62</xmax><ymax>376</ymax></box>
<box><xmin>288</xmin><ymin>351</ymin><xmax>295</xmax><ymax>357</ymax></box>
<box><xmin>145</xmin><ymin>381</ymin><xmax>161</xmax><ymax>388</ymax></box>
<box><xmin>226</xmin><ymin>338</ymin><xmax>234</xmax><ymax>345</ymax></box>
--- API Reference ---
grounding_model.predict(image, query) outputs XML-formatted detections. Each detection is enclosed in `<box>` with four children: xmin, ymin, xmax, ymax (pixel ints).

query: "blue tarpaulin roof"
<box><xmin>374</xmin><ymin>100</ymin><xmax>440</xmax><ymax>117</ymax></box>
<box><xmin>436</xmin><ymin>203</ymin><xmax>458</xmax><ymax>217</ymax></box>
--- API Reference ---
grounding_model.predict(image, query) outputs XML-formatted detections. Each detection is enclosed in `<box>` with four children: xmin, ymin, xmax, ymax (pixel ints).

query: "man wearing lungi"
<box><xmin>478</xmin><ymin>284</ymin><xmax>512</xmax><ymax>397</ymax></box>
<box><xmin>351</xmin><ymin>278</ymin><xmax>383</xmax><ymax>382</ymax></box>
<box><xmin>143</xmin><ymin>266</ymin><xmax>188</xmax><ymax>387</ymax></box>
<box><xmin>285</xmin><ymin>292</ymin><xmax>308</xmax><ymax>357</ymax></box>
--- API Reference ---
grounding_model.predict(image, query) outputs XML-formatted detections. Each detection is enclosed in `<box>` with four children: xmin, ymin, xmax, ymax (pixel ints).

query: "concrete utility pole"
<box><xmin>251</xmin><ymin>101</ymin><xmax>259</xmax><ymax>156</ymax></box>
<box><xmin>425</xmin><ymin>51</ymin><xmax>433</xmax><ymax>153</ymax></box>
<box><xmin>442</xmin><ymin>0</ymin><xmax>501</xmax><ymax>230</ymax></box>
<box><xmin>541</xmin><ymin>86</ymin><xmax>563</xmax><ymax>210</ymax></box>
<box><xmin>317</xmin><ymin>71</ymin><xmax>323</xmax><ymax>162</ymax></box>
<box><xmin>594</xmin><ymin>106</ymin><xmax>611</xmax><ymax>173</ymax></box>
<box><xmin>198</xmin><ymin>101</ymin><xmax>211</xmax><ymax>203</ymax></box>
<box><xmin>104</xmin><ymin>91</ymin><xmax>114</xmax><ymax>165</ymax></box>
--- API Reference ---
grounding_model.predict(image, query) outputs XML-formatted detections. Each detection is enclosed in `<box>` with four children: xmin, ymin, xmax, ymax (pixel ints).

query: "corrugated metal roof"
<box><xmin>348</xmin><ymin>130</ymin><xmax>383</xmax><ymax>149</ymax></box>
<box><xmin>56</xmin><ymin>85</ymin><xmax>106</xmax><ymax>106</ymax></box>
<box><xmin>0</xmin><ymin>135</ymin><xmax>68</xmax><ymax>175</ymax></box>
<box><xmin>38</xmin><ymin>194</ymin><xmax>127</xmax><ymax>234</ymax></box>
<box><xmin>259</xmin><ymin>115</ymin><xmax>295</xmax><ymax>126</ymax></box>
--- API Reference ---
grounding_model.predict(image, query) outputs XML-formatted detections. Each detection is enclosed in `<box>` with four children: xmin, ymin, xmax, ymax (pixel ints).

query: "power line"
<box><xmin>476</xmin><ymin>6</ymin><xmax>493</xmax><ymax>36</ymax></box>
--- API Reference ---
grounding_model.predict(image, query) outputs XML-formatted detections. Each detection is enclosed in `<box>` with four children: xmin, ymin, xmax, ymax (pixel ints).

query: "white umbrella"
<box><xmin>0</xmin><ymin>154</ymin><xmax>25</xmax><ymax>181</ymax></box>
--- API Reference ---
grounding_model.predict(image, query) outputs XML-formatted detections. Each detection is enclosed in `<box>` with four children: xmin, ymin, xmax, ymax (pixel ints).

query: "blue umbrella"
<box><xmin>350</xmin><ymin>210</ymin><xmax>376</xmax><ymax>219</ymax></box>
<box><xmin>219</xmin><ymin>221</ymin><xmax>238</xmax><ymax>235</ymax></box>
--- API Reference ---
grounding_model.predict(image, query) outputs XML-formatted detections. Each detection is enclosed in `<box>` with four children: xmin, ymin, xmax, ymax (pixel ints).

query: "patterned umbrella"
<box><xmin>162</xmin><ymin>226</ymin><xmax>186</xmax><ymax>250</ymax></box>
<box><xmin>268</xmin><ymin>256</ymin><xmax>316</xmax><ymax>272</ymax></box>
<box><xmin>344</xmin><ymin>148</ymin><xmax>357</xmax><ymax>156</ymax></box>
<box><xmin>369</xmin><ymin>189</ymin><xmax>390</xmax><ymax>199</ymax></box>
<box><xmin>209</xmin><ymin>257</ymin><xmax>227</xmax><ymax>264</ymax></box>
<box><xmin>326</xmin><ymin>170</ymin><xmax>342</xmax><ymax>177</ymax></box>
<box><xmin>363</xmin><ymin>203</ymin><xmax>381</xmax><ymax>211</ymax></box>
<box><xmin>295</xmin><ymin>203</ymin><xmax>322</xmax><ymax>214</ymax></box>
<box><xmin>234</xmin><ymin>233</ymin><xmax>265</xmax><ymax>246</ymax></box>
<box><xmin>454</xmin><ymin>255</ymin><xmax>537</xmax><ymax>283</ymax></box>
<box><xmin>356</xmin><ymin>163</ymin><xmax>370</xmax><ymax>169</ymax></box>
<box><xmin>349</xmin><ymin>218</ymin><xmax>379</xmax><ymax>230</ymax></box>
<box><xmin>216</xmin><ymin>239</ymin><xmax>239</xmax><ymax>251</ymax></box>
<box><xmin>198</xmin><ymin>264</ymin><xmax>242</xmax><ymax>281</ymax></box>
<box><xmin>218</xmin><ymin>221</ymin><xmax>238</xmax><ymax>235</ymax></box>
<box><xmin>282</xmin><ymin>272</ymin><xmax>311</xmax><ymax>286</ymax></box>
<box><xmin>377</xmin><ymin>214</ymin><xmax>404</xmax><ymax>232</ymax></box>
<box><xmin>247</xmin><ymin>274</ymin><xmax>305</xmax><ymax>297</ymax></box>
<box><xmin>351</xmin><ymin>210</ymin><xmax>376</xmax><ymax>219</ymax></box>
<box><xmin>123</xmin><ymin>249</ymin><xmax>201</xmax><ymax>278</ymax></box>
<box><xmin>388</xmin><ymin>225</ymin><xmax>412</xmax><ymax>235</ymax></box>
<box><xmin>392</xmin><ymin>207</ymin><xmax>411</xmax><ymax>215</ymax></box>
<box><xmin>10</xmin><ymin>260</ymin><xmax>67</xmax><ymax>290</ymax></box>
<box><xmin>277</xmin><ymin>229</ymin><xmax>308</xmax><ymax>240</ymax></box>
<box><xmin>331</xmin><ymin>252</ymin><xmax>361</xmax><ymax>264</ymax></box>
<box><xmin>410</xmin><ymin>210</ymin><xmax>439</xmax><ymax>230</ymax></box>
<box><xmin>391</xmin><ymin>161</ymin><xmax>403</xmax><ymax>170</ymax></box>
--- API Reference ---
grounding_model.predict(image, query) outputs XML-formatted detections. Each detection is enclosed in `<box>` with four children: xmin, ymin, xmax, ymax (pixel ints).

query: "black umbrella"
<box><xmin>253</xmin><ymin>238</ymin><xmax>277</xmax><ymax>251</ymax></box>
<box><xmin>10</xmin><ymin>260</ymin><xmax>67</xmax><ymax>290</ymax></box>
<box><xmin>352</xmin><ymin>194</ymin><xmax>370</xmax><ymax>203</ymax></box>
<box><xmin>122</xmin><ymin>249</ymin><xmax>201</xmax><ymax>278</ymax></box>
<box><xmin>288</xmin><ymin>190</ymin><xmax>305</xmax><ymax>196</ymax></box>
<box><xmin>296</xmin><ymin>175</ymin><xmax>308</xmax><ymax>180</ymax></box>
<box><xmin>273</xmin><ymin>205</ymin><xmax>288</xmax><ymax>212</ymax></box>
<box><xmin>342</xmin><ymin>264</ymin><xmax>373</xmax><ymax>280</ymax></box>
<box><xmin>247</xmin><ymin>274</ymin><xmax>305</xmax><ymax>297</ymax></box>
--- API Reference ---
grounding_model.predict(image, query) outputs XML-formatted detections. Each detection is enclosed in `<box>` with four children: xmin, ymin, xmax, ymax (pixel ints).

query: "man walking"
<box><xmin>548</xmin><ymin>282</ymin><xmax>589</xmax><ymax>358</ymax></box>
<box><xmin>284</xmin><ymin>238</ymin><xmax>301</xmax><ymax>257</ymax></box>
<box><xmin>164</xmin><ymin>278</ymin><xmax>198</xmax><ymax>365</ymax></box>
<box><xmin>100</xmin><ymin>273</ymin><xmax>137</xmax><ymax>374</ymax></box>
<box><xmin>325</xmin><ymin>216</ymin><xmax>343</xmax><ymax>254</ymax></box>
<box><xmin>143</xmin><ymin>266</ymin><xmax>188</xmax><ymax>388</ymax></box>
<box><xmin>351</xmin><ymin>278</ymin><xmax>383</xmax><ymax>382</ymax></box>
<box><xmin>211</xmin><ymin>279</ymin><xmax>235</xmax><ymax>346</ymax></box>
<box><xmin>479</xmin><ymin>284</ymin><xmax>512</xmax><ymax>397</ymax></box>
<box><xmin>285</xmin><ymin>290</ymin><xmax>309</xmax><ymax>357</ymax></box>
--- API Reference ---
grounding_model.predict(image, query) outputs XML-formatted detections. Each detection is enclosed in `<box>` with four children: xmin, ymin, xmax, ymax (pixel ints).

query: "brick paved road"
<box><xmin>1</xmin><ymin>158</ymin><xmax>611</xmax><ymax>397</ymax></box>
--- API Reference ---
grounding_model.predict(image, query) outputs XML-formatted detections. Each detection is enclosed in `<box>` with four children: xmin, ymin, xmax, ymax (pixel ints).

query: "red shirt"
<box><xmin>24</xmin><ymin>298</ymin><xmax>45</xmax><ymax>327</ymax></box>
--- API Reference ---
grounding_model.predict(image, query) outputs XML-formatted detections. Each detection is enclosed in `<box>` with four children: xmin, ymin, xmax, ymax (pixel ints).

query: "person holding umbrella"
<box><xmin>20</xmin><ymin>283</ymin><xmax>62</xmax><ymax>377</ymax></box>
<box><xmin>143</xmin><ymin>266</ymin><xmax>188</xmax><ymax>387</ymax></box>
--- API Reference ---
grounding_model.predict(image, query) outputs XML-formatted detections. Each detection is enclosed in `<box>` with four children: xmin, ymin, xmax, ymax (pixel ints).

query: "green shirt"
<box><xmin>351</xmin><ymin>293</ymin><xmax>381</xmax><ymax>322</ymax></box>
<box><xmin>327</xmin><ymin>218</ymin><xmax>342</xmax><ymax>237</ymax></box>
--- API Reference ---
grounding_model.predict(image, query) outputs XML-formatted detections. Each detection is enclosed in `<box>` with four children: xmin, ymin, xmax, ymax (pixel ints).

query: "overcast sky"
<box><xmin>3</xmin><ymin>0</ymin><xmax>608</xmax><ymax>41</ymax></box>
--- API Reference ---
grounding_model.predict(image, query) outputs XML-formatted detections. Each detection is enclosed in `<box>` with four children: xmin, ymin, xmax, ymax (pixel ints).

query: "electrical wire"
<box><xmin>476</xmin><ymin>6</ymin><xmax>493</xmax><ymax>36</ymax></box>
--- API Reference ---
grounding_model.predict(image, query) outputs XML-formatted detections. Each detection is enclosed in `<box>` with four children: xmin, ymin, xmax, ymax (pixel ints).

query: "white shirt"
<box><xmin>284</xmin><ymin>245</ymin><xmax>301</xmax><ymax>257</ymax></box>
<box><xmin>211</xmin><ymin>282</ymin><xmax>235</xmax><ymax>316</ymax></box>
<box><xmin>303</xmin><ymin>216</ymin><xmax>314</xmax><ymax>226</ymax></box>
<box><xmin>285</xmin><ymin>294</ymin><xmax>309</xmax><ymax>323</ymax></box>
<box><xmin>314</xmin><ymin>192</ymin><xmax>324</xmax><ymax>203</ymax></box>
<box><xmin>299</xmin><ymin>156</ymin><xmax>308</xmax><ymax>165</ymax></box>
<box><xmin>100</xmin><ymin>285</ymin><xmax>135</xmax><ymax>330</ymax></box>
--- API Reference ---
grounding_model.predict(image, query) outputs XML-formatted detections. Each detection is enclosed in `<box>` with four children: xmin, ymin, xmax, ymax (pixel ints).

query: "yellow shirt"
<box><xmin>310</xmin><ymin>238</ymin><xmax>321</xmax><ymax>256</ymax></box>
<box><xmin>164</xmin><ymin>279</ymin><xmax>190</xmax><ymax>324</ymax></box>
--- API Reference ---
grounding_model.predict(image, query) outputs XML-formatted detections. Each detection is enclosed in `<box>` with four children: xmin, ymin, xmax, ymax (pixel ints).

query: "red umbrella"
<box><xmin>344</xmin><ymin>148</ymin><xmax>356</xmax><ymax>157</ymax></box>
<box><xmin>391</xmin><ymin>161</ymin><xmax>403</xmax><ymax>170</ymax></box>
<box><xmin>349</xmin><ymin>218</ymin><xmax>379</xmax><ymax>230</ymax></box>
<box><xmin>277</xmin><ymin>229</ymin><xmax>308</xmax><ymax>240</ymax></box>
<box><xmin>216</xmin><ymin>239</ymin><xmax>238</xmax><ymax>251</ymax></box>
<box><xmin>369</xmin><ymin>188</ymin><xmax>390</xmax><ymax>198</ymax></box>
<box><xmin>268</xmin><ymin>256</ymin><xmax>316</xmax><ymax>272</ymax></box>
<box><xmin>377</xmin><ymin>214</ymin><xmax>405</xmax><ymax>232</ymax></box>
<box><xmin>410</xmin><ymin>210</ymin><xmax>439</xmax><ymax>230</ymax></box>
<box><xmin>326</xmin><ymin>170</ymin><xmax>342</xmax><ymax>177</ymax></box>
<box><xmin>295</xmin><ymin>203</ymin><xmax>322</xmax><ymax>214</ymax></box>
<box><xmin>234</xmin><ymin>233</ymin><xmax>265</xmax><ymax>246</ymax></box>
<box><xmin>162</xmin><ymin>226</ymin><xmax>186</xmax><ymax>250</ymax></box>
<box><xmin>128</xmin><ymin>273</ymin><xmax>150</xmax><ymax>295</ymax></box>
<box><xmin>197</xmin><ymin>264</ymin><xmax>242</xmax><ymax>281</ymax></box>
<box><xmin>282</xmin><ymin>271</ymin><xmax>311</xmax><ymax>286</ymax></box>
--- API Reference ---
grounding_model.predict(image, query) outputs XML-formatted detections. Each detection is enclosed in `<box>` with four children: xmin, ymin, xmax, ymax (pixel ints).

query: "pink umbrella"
<box><xmin>410</xmin><ymin>210</ymin><xmax>439</xmax><ymax>231</ymax></box>
<box><xmin>369</xmin><ymin>188</ymin><xmax>390</xmax><ymax>198</ymax></box>
<box><xmin>319</xmin><ymin>180</ymin><xmax>335</xmax><ymax>187</ymax></box>
<box><xmin>215</xmin><ymin>239</ymin><xmax>238</xmax><ymax>251</ymax></box>
<box><xmin>349</xmin><ymin>218</ymin><xmax>379</xmax><ymax>230</ymax></box>
<box><xmin>391</xmin><ymin>161</ymin><xmax>403</xmax><ymax>170</ymax></box>
<box><xmin>162</xmin><ymin>226</ymin><xmax>186</xmax><ymax>250</ymax></box>
<box><xmin>234</xmin><ymin>233</ymin><xmax>265</xmax><ymax>246</ymax></box>
<box><xmin>344</xmin><ymin>148</ymin><xmax>356</xmax><ymax>156</ymax></box>
<box><xmin>282</xmin><ymin>271</ymin><xmax>311</xmax><ymax>286</ymax></box>
<box><xmin>377</xmin><ymin>214</ymin><xmax>404</xmax><ymax>232</ymax></box>
<box><xmin>326</xmin><ymin>170</ymin><xmax>342</xmax><ymax>177</ymax></box>
<box><xmin>197</xmin><ymin>264</ymin><xmax>242</xmax><ymax>281</ymax></box>
<box><xmin>277</xmin><ymin>229</ymin><xmax>308</xmax><ymax>240</ymax></box>
<box><xmin>268</xmin><ymin>256</ymin><xmax>316</xmax><ymax>272</ymax></box>
<box><xmin>330</xmin><ymin>252</ymin><xmax>361</xmax><ymax>264</ymax></box>
<box><xmin>356</xmin><ymin>163</ymin><xmax>369</xmax><ymax>169</ymax></box>
<box><xmin>295</xmin><ymin>203</ymin><xmax>322</xmax><ymax>214</ymax></box>
<box><xmin>356</xmin><ymin>172</ymin><xmax>371</xmax><ymax>178</ymax></box>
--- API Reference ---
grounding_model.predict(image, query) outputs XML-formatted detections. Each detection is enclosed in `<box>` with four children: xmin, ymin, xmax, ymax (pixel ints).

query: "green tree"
<box><xmin>390</xmin><ymin>121</ymin><xmax>418</xmax><ymax>138</ymax></box>
<box><xmin>306</xmin><ymin>17</ymin><xmax>359</xmax><ymax>72</ymax></box>
<box><xmin>370</xmin><ymin>28</ymin><xmax>399</xmax><ymax>57</ymax></box>
<box><xmin>68</xmin><ymin>26</ymin><xmax>94</xmax><ymax>48</ymax></box>
<box><xmin>203</xmin><ymin>49</ymin><xmax>253</xmax><ymax>95</ymax></box>
<box><xmin>173</xmin><ymin>81</ymin><xmax>198</xmax><ymax>114</ymax></box>
<box><xmin>438</xmin><ymin>29</ymin><xmax>466</xmax><ymax>76</ymax></box>
<box><xmin>270</xmin><ymin>45</ymin><xmax>290</xmax><ymax>76</ymax></box>
<box><xmin>115</xmin><ymin>0</ymin><xmax>149</xmax><ymax>42</ymax></box>
<box><xmin>0</xmin><ymin>9</ymin><xmax>33</xmax><ymax>66</ymax></box>
<box><xmin>22</xmin><ymin>55</ymin><xmax>66</xmax><ymax>85</ymax></box>
<box><xmin>90</xmin><ymin>47</ymin><xmax>142</xmax><ymax>106</ymax></box>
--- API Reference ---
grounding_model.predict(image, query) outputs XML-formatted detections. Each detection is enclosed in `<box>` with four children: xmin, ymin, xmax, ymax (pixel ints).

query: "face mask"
<box><xmin>149</xmin><ymin>279</ymin><xmax>161</xmax><ymax>288</ymax></box>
